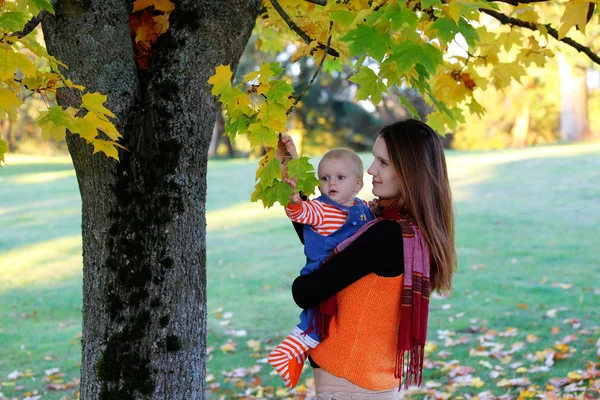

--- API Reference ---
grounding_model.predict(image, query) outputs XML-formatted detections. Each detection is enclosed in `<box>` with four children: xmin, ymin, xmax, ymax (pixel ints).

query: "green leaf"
<box><xmin>266</xmin><ymin>80</ymin><xmax>293</xmax><ymax>105</ymax></box>
<box><xmin>268</xmin><ymin>62</ymin><xmax>285</xmax><ymax>76</ymax></box>
<box><xmin>250</xmin><ymin>182</ymin><xmax>267</xmax><ymax>207</ymax></box>
<box><xmin>349</xmin><ymin>67</ymin><xmax>387</xmax><ymax>105</ymax></box>
<box><xmin>248</xmin><ymin>123</ymin><xmax>278</xmax><ymax>148</ymax></box>
<box><xmin>341</xmin><ymin>25</ymin><xmax>392</xmax><ymax>62</ymax></box>
<box><xmin>287</xmin><ymin>156</ymin><xmax>315</xmax><ymax>180</ymax></box>
<box><xmin>37</xmin><ymin>106</ymin><xmax>72</xmax><ymax>140</ymax></box>
<box><xmin>224</xmin><ymin>112</ymin><xmax>250</xmax><ymax>141</ymax></box>
<box><xmin>258</xmin><ymin>157</ymin><xmax>282</xmax><ymax>189</ymax></box>
<box><xmin>81</xmin><ymin>92</ymin><xmax>116</xmax><ymax>119</ymax></box>
<box><xmin>263</xmin><ymin>180</ymin><xmax>292</xmax><ymax>207</ymax></box>
<box><xmin>421</xmin><ymin>0</ymin><xmax>442</xmax><ymax>9</ymax></box>
<box><xmin>296</xmin><ymin>172</ymin><xmax>320</xmax><ymax>197</ymax></box>
<box><xmin>0</xmin><ymin>12</ymin><xmax>29</xmax><ymax>32</ymax></box>
<box><xmin>398</xmin><ymin>94</ymin><xmax>420</xmax><ymax>119</ymax></box>
<box><xmin>257</xmin><ymin>102</ymin><xmax>288</xmax><ymax>133</ymax></box>
<box><xmin>322</xmin><ymin>59</ymin><xmax>343</xmax><ymax>74</ymax></box>
<box><xmin>330</xmin><ymin>10</ymin><xmax>356</xmax><ymax>28</ymax></box>
<box><xmin>389</xmin><ymin>40</ymin><xmax>444</xmax><ymax>75</ymax></box>
<box><xmin>0</xmin><ymin>138</ymin><xmax>8</xmax><ymax>165</ymax></box>
<box><xmin>429</xmin><ymin>17</ymin><xmax>460</xmax><ymax>45</ymax></box>
<box><xmin>458</xmin><ymin>17</ymin><xmax>479</xmax><ymax>48</ymax></box>
<box><xmin>28</xmin><ymin>0</ymin><xmax>55</xmax><ymax>15</ymax></box>
<box><xmin>375</xmin><ymin>4</ymin><xmax>419</xmax><ymax>35</ymax></box>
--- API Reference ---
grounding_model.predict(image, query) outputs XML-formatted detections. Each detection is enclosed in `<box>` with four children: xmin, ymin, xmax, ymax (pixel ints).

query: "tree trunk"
<box><xmin>558</xmin><ymin>53</ymin><xmax>590</xmax><ymax>141</ymax></box>
<box><xmin>41</xmin><ymin>2</ymin><xmax>259</xmax><ymax>399</ymax></box>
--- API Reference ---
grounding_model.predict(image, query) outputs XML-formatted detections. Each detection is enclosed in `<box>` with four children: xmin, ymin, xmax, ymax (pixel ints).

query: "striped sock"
<box><xmin>268</xmin><ymin>334</ymin><xmax>310</xmax><ymax>388</ymax></box>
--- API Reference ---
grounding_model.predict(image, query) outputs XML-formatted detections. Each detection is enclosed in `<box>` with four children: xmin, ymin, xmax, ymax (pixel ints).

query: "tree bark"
<box><xmin>41</xmin><ymin>1</ymin><xmax>260</xmax><ymax>399</ymax></box>
<box><xmin>558</xmin><ymin>53</ymin><xmax>590</xmax><ymax>142</ymax></box>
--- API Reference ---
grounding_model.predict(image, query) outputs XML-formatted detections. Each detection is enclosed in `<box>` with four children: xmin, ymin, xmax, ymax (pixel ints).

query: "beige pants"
<box><xmin>313</xmin><ymin>368</ymin><xmax>400</xmax><ymax>400</ymax></box>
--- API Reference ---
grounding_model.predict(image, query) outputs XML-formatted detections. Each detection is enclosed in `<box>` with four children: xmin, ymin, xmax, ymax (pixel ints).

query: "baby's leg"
<box><xmin>268</xmin><ymin>311</ymin><xmax>320</xmax><ymax>388</ymax></box>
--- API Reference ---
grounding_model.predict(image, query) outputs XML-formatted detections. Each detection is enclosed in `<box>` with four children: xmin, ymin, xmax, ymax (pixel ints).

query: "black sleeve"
<box><xmin>293</xmin><ymin>221</ymin><xmax>305</xmax><ymax>245</ymax></box>
<box><xmin>291</xmin><ymin>193</ymin><xmax>309</xmax><ymax>245</ymax></box>
<box><xmin>291</xmin><ymin>220</ymin><xmax>405</xmax><ymax>309</ymax></box>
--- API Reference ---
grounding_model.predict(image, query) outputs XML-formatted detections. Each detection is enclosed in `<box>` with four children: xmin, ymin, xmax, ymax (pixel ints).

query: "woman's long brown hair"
<box><xmin>379</xmin><ymin>119</ymin><xmax>457</xmax><ymax>295</ymax></box>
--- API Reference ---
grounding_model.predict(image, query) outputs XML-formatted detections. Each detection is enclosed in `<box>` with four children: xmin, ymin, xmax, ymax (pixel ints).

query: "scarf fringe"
<box><xmin>395</xmin><ymin>344</ymin><xmax>425</xmax><ymax>390</ymax></box>
<box><xmin>303</xmin><ymin>296</ymin><xmax>336</xmax><ymax>341</ymax></box>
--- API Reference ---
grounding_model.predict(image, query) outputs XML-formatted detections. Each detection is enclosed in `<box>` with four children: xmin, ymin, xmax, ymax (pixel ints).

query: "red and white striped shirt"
<box><xmin>285</xmin><ymin>198</ymin><xmax>368</xmax><ymax>236</ymax></box>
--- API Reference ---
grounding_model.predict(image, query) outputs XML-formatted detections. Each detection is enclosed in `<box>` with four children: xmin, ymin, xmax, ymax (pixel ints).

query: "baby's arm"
<box><xmin>285</xmin><ymin>199</ymin><xmax>325</xmax><ymax>227</ymax></box>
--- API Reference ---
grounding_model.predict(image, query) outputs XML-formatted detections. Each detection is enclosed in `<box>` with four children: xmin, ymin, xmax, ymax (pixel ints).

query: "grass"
<box><xmin>1</xmin><ymin>143</ymin><xmax>599</xmax><ymax>399</ymax></box>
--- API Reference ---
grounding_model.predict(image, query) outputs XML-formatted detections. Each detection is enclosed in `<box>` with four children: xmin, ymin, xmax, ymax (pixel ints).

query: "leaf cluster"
<box><xmin>209</xmin><ymin>0</ymin><xmax>598</xmax><ymax>200</ymax></box>
<box><xmin>0</xmin><ymin>0</ymin><xmax>123</xmax><ymax>163</ymax></box>
<box><xmin>209</xmin><ymin>63</ymin><xmax>320</xmax><ymax>207</ymax></box>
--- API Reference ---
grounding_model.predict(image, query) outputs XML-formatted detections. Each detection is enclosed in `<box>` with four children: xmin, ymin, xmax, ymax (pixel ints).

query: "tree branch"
<box><xmin>13</xmin><ymin>10</ymin><xmax>50</xmax><ymax>38</ymax></box>
<box><xmin>481</xmin><ymin>8</ymin><xmax>600</xmax><ymax>66</ymax></box>
<box><xmin>287</xmin><ymin>22</ymin><xmax>333</xmax><ymax>115</ymax></box>
<box><xmin>488</xmin><ymin>0</ymin><xmax>549</xmax><ymax>4</ymax></box>
<box><xmin>304</xmin><ymin>0</ymin><xmax>328</xmax><ymax>5</ymax></box>
<box><xmin>270</xmin><ymin>0</ymin><xmax>340</xmax><ymax>58</ymax></box>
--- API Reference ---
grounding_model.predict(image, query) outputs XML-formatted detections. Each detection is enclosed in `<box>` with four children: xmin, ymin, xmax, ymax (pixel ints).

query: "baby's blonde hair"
<box><xmin>319</xmin><ymin>148</ymin><xmax>364</xmax><ymax>178</ymax></box>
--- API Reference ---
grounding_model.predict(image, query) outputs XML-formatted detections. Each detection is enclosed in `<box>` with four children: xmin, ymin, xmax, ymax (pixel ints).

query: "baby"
<box><xmin>268</xmin><ymin>148</ymin><xmax>373</xmax><ymax>388</ymax></box>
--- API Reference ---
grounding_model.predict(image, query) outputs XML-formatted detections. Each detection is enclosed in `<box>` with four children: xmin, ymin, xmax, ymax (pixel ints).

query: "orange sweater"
<box><xmin>310</xmin><ymin>272</ymin><xmax>404</xmax><ymax>391</ymax></box>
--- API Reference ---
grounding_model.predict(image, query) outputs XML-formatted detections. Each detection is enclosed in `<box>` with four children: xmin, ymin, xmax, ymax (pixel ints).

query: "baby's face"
<box><xmin>318</xmin><ymin>157</ymin><xmax>363</xmax><ymax>207</ymax></box>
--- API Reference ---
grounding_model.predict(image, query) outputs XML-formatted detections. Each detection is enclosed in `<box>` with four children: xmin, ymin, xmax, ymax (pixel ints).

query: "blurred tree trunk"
<box><xmin>208</xmin><ymin>108</ymin><xmax>233</xmax><ymax>157</ymax></box>
<box><xmin>511</xmin><ymin>100</ymin><xmax>530</xmax><ymax>147</ymax></box>
<box><xmin>559</xmin><ymin>53</ymin><xmax>590</xmax><ymax>141</ymax></box>
<box><xmin>0</xmin><ymin>120</ymin><xmax>11</xmax><ymax>151</ymax></box>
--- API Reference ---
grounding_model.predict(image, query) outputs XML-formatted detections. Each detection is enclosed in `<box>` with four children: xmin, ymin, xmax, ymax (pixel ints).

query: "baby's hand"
<box><xmin>368</xmin><ymin>198</ymin><xmax>381</xmax><ymax>215</ymax></box>
<box><xmin>284</xmin><ymin>178</ymin><xmax>301</xmax><ymax>205</ymax></box>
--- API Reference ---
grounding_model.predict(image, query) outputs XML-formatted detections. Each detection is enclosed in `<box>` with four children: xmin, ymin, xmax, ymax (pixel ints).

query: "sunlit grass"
<box><xmin>1</xmin><ymin>142</ymin><xmax>599</xmax><ymax>399</ymax></box>
<box><xmin>2</xmin><ymin>170</ymin><xmax>76</xmax><ymax>185</ymax></box>
<box><xmin>0</xmin><ymin>236</ymin><xmax>82</xmax><ymax>289</ymax></box>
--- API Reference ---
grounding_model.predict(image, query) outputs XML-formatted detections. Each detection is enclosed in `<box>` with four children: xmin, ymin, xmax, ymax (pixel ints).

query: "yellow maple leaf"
<box><xmin>92</xmin><ymin>139</ymin><xmax>120</xmax><ymax>160</ymax></box>
<box><xmin>153</xmin><ymin>14</ymin><xmax>170</xmax><ymax>35</ymax></box>
<box><xmin>208</xmin><ymin>65</ymin><xmax>233</xmax><ymax>96</ymax></box>
<box><xmin>291</xmin><ymin>40</ymin><xmax>318</xmax><ymax>63</ymax></box>
<box><xmin>132</xmin><ymin>0</ymin><xmax>153</xmax><ymax>12</ymax></box>
<box><xmin>153</xmin><ymin>0</ymin><xmax>175</xmax><ymax>13</ymax></box>
<box><xmin>558</xmin><ymin>0</ymin><xmax>592</xmax><ymax>38</ymax></box>
<box><xmin>512</xmin><ymin>5</ymin><xmax>540</xmax><ymax>23</ymax></box>
<box><xmin>490</xmin><ymin>62</ymin><xmax>526</xmax><ymax>90</ymax></box>
<box><xmin>0</xmin><ymin>88</ymin><xmax>20</xmax><ymax>112</ymax></box>
<box><xmin>81</xmin><ymin>92</ymin><xmax>116</xmax><ymax>119</ymax></box>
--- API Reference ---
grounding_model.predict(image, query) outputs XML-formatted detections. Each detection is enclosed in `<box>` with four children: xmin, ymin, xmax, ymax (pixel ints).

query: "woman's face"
<box><xmin>367</xmin><ymin>136</ymin><xmax>402</xmax><ymax>199</ymax></box>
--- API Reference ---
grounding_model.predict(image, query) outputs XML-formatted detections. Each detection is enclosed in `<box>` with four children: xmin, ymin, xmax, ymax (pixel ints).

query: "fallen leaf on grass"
<box><xmin>498</xmin><ymin>327</ymin><xmax>518</xmax><ymax>337</ymax></box>
<box><xmin>497</xmin><ymin>377</ymin><xmax>531</xmax><ymax>387</ymax></box>
<box><xmin>224</xmin><ymin>329</ymin><xmax>247</xmax><ymax>337</ymax></box>
<box><xmin>247</xmin><ymin>339</ymin><xmax>261</xmax><ymax>352</ymax></box>
<box><xmin>551</xmin><ymin>326</ymin><xmax>561</xmax><ymax>334</ymax></box>
<box><xmin>526</xmin><ymin>334</ymin><xmax>539</xmax><ymax>343</ymax></box>
<box><xmin>44</xmin><ymin>367</ymin><xmax>60</xmax><ymax>376</ymax></box>
<box><xmin>220</xmin><ymin>339</ymin><xmax>237</xmax><ymax>353</ymax></box>
<box><xmin>7</xmin><ymin>371</ymin><xmax>21</xmax><ymax>380</ymax></box>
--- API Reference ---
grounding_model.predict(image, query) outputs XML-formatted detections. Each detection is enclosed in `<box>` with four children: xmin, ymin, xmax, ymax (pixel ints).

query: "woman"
<box><xmin>279</xmin><ymin>119</ymin><xmax>456</xmax><ymax>399</ymax></box>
